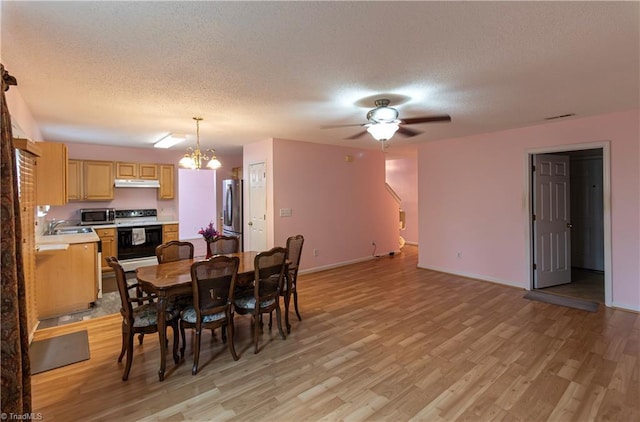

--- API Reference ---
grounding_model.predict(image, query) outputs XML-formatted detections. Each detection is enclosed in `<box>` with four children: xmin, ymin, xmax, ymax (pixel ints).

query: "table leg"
<box><xmin>156</xmin><ymin>295</ymin><xmax>167</xmax><ymax>382</ymax></box>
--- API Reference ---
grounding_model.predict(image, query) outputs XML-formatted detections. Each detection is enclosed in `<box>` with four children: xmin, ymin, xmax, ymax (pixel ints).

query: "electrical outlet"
<box><xmin>313</xmin><ymin>248</ymin><xmax>319</xmax><ymax>257</ymax></box>
<box><xmin>457</xmin><ymin>251</ymin><xmax>462</xmax><ymax>259</ymax></box>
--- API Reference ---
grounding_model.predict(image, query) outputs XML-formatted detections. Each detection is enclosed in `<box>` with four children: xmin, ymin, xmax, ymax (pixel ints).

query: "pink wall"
<box><xmin>418</xmin><ymin>109</ymin><xmax>640</xmax><ymax>311</ymax></box>
<box><xmin>271</xmin><ymin>138</ymin><xmax>398</xmax><ymax>271</ymax></box>
<box><xmin>6</xmin><ymin>87</ymin><xmax>42</xmax><ymax>140</ymax></box>
<box><xmin>178</xmin><ymin>168</ymin><xmax>216</xmax><ymax>242</ymax></box>
<box><xmin>386</xmin><ymin>153</ymin><xmax>419</xmax><ymax>245</ymax></box>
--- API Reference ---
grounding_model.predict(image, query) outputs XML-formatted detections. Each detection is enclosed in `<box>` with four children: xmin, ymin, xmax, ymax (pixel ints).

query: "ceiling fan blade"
<box><xmin>397</xmin><ymin>126</ymin><xmax>422</xmax><ymax>137</ymax></box>
<box><xmin>321</xmin><ymin>123</ymin><xmax>366</xmax><ymax>129</ymax></box>
<box><xmin>401</xmin><ymin>115</ymin><xmax>451</xmax><ymax>125</ymax></box>
<box><xmin>345</xmin><ymin>130</ymin><xmax>368</xmax><ymax>140</ymax></box>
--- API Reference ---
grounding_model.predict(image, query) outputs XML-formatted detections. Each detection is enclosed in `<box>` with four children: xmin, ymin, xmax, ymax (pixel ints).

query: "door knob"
<box><xmin>567</xmin><ymin>223</ymin><xmax>573</xmax><ymax>228</ymax></box>
<box><xmin>248</xmin><ymin>221</ymin><xmax>253</xmax><ymax>226</ymax></box>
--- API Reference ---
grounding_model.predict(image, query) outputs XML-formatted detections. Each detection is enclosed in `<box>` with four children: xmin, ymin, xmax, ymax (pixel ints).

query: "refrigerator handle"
<box><xmin>224</xmin><ymin>184</ymin><xmax>232</xmax><ymax>226</ymax></box>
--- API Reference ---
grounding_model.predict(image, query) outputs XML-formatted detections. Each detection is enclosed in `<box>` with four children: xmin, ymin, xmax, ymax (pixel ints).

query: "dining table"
<box><xmin>135</xmin><ymin>251</ymin><xmax>259</xmax><ymax>381</ymax></box>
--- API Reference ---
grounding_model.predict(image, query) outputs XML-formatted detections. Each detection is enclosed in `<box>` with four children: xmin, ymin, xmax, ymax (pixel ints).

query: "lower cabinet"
<box><xmin>95</xmin><ymin>227</ymin><xmax>116</xmax><ymax>273</ymax></box>
<box><xmin>162</xmin><ymin>224</ymin><xmax>179</xmax><ymax>243</ymax></box>
<box><xmin>36</xmin><ymin>242</ymin><xmax>98</xmax><ymax>319</ymax></box>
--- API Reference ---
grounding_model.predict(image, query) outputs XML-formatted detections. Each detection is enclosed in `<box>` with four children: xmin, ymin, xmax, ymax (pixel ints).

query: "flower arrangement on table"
<box><xmin>199</xmin><ymin>221</ymin><xmax>219</xmax><ymax>258</ymax></box>
<box><xmin>198</xmin><ymin>221</ymin><xmax>219</xmax><ymax>242</ymax></box>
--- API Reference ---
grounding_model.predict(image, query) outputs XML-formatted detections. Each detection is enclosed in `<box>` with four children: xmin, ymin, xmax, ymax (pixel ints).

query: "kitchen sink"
<box><xmin>51</xmin><ymin>226</ymin><xmax>94</xmax><ymax>235</ymax></box>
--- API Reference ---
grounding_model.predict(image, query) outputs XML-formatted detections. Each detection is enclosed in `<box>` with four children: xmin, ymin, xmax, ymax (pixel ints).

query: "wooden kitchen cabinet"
<box><xmin>116</xmin><ymin>162</ymin><xmax>158</xmax><ymax>180</ymax></box>
<box><xmin>84</xmin><ymin>160</ymin><xmax>114</xmax><ymax>200</ymax></box>
<box><xmin>36</xmin><ymin>242</ymin><xmax>98</xmax><ymax>318</ymax></box>
<box><xmin>162</xmin><ymin>224</ymin><xmax>179</xmax><ymax>242</ymax></box>
<box><xmin>68</xmin><ymin>160</ymin><xmax>114</xmax><ymax>201</ymax></box>
<box><xmin>158</xmin><ymin>164</ymin><xmax>175</xmax><ymax>199</ymax></box>
<box><xmin>35</xmin><ymin>141</ymin><xmax>68</xmax><ymax>205</ymax></box>
<box><xmin>95</xmin><ymin>228</ymin><xmax>116</xmax><ymax>273</ymax></box>
<box><xmin>67</xmin><ymin>159</ymin><xmax>83</xmax><ymax>201</ymax></box>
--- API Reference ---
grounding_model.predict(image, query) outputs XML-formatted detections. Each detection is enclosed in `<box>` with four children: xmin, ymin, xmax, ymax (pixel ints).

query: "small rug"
<box><xmin>523</xmin><ymin>291</ymin><xmax>599</xmax><ymax>312</ymax></box>
<box><xmin>30</xmin><ymin>330</ymin><xmax>90</xmax><ymax>374</ymax></box>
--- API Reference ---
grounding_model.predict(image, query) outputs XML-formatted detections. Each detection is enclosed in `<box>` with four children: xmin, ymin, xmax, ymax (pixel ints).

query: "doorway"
<box><xmin>527</xmin><ymin>142</ymin><xmax>611</xmax><ymax>306</ymax></box>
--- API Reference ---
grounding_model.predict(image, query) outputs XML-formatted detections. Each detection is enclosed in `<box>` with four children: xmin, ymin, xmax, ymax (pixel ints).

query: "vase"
<box><xmin>205</xmin><ymin>240</ymin><xmax>213</xmax><ymax>259</ymax></box>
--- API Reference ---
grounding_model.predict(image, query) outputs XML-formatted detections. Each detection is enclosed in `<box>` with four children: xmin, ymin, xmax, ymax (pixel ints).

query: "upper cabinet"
<box><xmin>67</xmin><ymin>159</ymin><xmax>83</xmax><ymax>201</ymax></box>
<box><xmin>158</xmin><ymin>164</ymin><xmax>175</xmax><ymax>200</ymax></box>
<box><xmin>68</xmin><ymin>158</ymin><xmax>173</xmax><ymax>201</ymax></box>
<box><xmin>35</xmin><ymin>142</ymin><xmax>68</xmax><ymax>205</ymax></box>
<box><xmin>116</xmin><ymin>162</ymin><xmax>158</xmax><ymax>180</ymax></box>
<box><xmin>68</xmin><ymin>160</ymin><xmax>114</xmax><ymax>201</ymax></box>
<box><xmin>84</xmin><ymin>160</ymin><xmax>114</xmax><ymax>200</ymax></box>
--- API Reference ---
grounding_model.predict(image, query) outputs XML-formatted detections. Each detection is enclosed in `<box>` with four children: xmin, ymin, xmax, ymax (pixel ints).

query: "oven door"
<box><xmin>117</xmin><ymin>225</ymin><xmax>163</xmax><ymax>261</ymax></box>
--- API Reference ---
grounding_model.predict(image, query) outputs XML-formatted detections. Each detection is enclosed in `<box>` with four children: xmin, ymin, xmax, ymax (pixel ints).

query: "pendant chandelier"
<box><xmin>178</xmin><ymin>117</ymin><xmax>222</xmax><ymax>170</ymax></box>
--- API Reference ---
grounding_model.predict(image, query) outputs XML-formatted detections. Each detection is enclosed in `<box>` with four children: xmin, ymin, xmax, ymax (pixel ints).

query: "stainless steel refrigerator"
<box><xmin>222</xmin><ymin>179</ymin><xmax>243</xmax><ymax>251</ymax></box>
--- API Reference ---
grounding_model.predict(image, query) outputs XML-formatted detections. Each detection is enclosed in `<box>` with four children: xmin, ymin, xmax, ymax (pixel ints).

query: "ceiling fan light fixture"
<box><xmin>368</xmin><ymin>107</ymin><xmax>399</xmax><ymax>123</ymax></box>
<box><xmin>367</xmin><ymin>122</ymin><xmax>399</xmax><ymax>141</ymax></box>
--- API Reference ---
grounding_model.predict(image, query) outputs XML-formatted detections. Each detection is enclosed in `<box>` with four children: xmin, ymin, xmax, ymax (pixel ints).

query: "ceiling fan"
<box><xmin>323</xmin><ymin>99</ymin><xmax>451</xmax><ymax>142</ymax></box>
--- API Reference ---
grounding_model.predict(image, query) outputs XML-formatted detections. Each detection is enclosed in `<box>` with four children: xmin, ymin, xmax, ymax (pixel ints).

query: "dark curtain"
<box><xmin>0</xmin><ymin>64</ymin><xmax>32</xmax><ymax>414</ymax></box>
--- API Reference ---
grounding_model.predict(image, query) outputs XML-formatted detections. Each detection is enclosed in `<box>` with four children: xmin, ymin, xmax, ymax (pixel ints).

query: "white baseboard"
<box><xmin>417</xmin><ymin>265</ymin><xmax>524</xmax><ymax>289</ymax></box>
<box><xmin>611</xmin><ymin>301</ymin><xmax>640</xmax><ymax>313</ymax></box>
<box><xmin>300</xmin><ymin>255</ymin><xmax>377</xmax><ymax>275</ymax></box>
<box><xmin>301</xmin><ymin>249</ymin><xmax>403</xmax><ymax>275</ymax></box>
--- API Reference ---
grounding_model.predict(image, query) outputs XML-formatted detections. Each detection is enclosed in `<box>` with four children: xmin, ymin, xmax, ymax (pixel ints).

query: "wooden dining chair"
<box><xmin>156</xmin><ymin>240</ymin><xmax>194</xmax><ymax>263</ymax></box>
<box><xmin>155</xmin><ymin>240</ymin><xmax>195</xmax><ymax>311</ymax></box>
<box><xmin>283</xmin><ymin>234</ymin><xmax>304</xmax><ymax>333</ymax></box>
<box><xmin>208</xmin><ymin>235</ymin><xmax>240</xmax><ymax>255</ymax></box>
<box><xmin>106</xmin><ymin>256</ymin><xmax>180</xmax><ymax>381</ymax></box>
<box><xmin>179</xmin><ymin>255</ymin><xmax>240</xmax><ymax>374</ymax></box>
<box><xmin>234</xmin><ymin>247</ymin><xmax>287</xmax><ymax>353</ymax></box>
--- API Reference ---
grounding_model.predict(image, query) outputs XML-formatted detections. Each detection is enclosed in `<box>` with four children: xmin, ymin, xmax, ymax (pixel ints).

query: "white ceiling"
<box><xmin>2</xmin><ymin>2</ymin><xmax>639</xmax><ymax>155</ymax></box>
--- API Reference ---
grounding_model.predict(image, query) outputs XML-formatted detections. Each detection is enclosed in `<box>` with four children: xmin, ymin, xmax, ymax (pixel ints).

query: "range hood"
<box><xmin>114</xmin><ymin>179</ymin><xmax>161</xmax><ymax>188</ymax></box>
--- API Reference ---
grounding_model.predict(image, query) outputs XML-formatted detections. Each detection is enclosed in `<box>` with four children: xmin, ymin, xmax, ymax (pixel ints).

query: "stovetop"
<box><xmin>115</xmin><ymin>209</ymin><xmax>159</xmax><ymax>227</ymax></box>
<box><xmin>115</xmin><ymin>209</ymin><xmax>157</xmax><ymax>219</ymax></box>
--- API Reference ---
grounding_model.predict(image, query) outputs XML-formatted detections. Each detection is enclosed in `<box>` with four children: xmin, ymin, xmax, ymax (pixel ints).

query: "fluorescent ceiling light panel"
<box><xmin>154</xmin><ymin>133</ymin><xmax>186</xmax><ymax>149</ymax></box>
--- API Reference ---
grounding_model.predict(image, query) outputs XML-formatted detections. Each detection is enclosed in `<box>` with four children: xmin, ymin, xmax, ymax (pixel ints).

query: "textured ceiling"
<box><xmin>2</xmin><ymin>2</ymin><xmax>639</xmax><ymax>155</ymax></box>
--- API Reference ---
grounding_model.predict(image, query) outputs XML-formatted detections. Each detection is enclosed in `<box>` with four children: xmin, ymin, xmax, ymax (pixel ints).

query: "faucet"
<box><xmin>46</xmin><ymin>219</ymin><xmax>67</xmax><ymax>235</ymax></box>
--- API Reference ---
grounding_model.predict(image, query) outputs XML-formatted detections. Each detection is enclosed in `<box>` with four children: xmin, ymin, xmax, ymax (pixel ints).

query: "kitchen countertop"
<box><xmin>158</xmin><ymin>217</ymin><xmax>179</xmax><ymax>224</ymax></box>
<box><xmin>36</xmin><ymin>230</ymin><xmax>100</xmax><ymax>247</ymax></box>
<box><xmin>36</xmin><ymin>220</ymin><xmax>180</xmax><ymax>248</ymax></box>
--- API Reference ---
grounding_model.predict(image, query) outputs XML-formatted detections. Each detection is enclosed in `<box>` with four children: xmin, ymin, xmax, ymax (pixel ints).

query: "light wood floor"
<box><xmin>31</xmin><ymin>246</ymin><xmax>639</xmax><ymax>421</ymax></box>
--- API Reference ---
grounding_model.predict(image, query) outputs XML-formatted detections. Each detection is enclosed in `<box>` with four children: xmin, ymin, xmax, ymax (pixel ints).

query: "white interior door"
<box><xmin>248</xmin><ymin>162</ymin><xmax>267</xmax><ymax>251</ymax></box>
<box><xmin>533</xmin><ymin>154</ymin><xmax>572</xmax><ymax>288</ymax></box>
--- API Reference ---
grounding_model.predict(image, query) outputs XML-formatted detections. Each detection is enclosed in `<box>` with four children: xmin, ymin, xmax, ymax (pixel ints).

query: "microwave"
<box><xmin>80</xmin><ymin>208</ymin><xmax>116</xmax><ymax>225</ymax></box>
